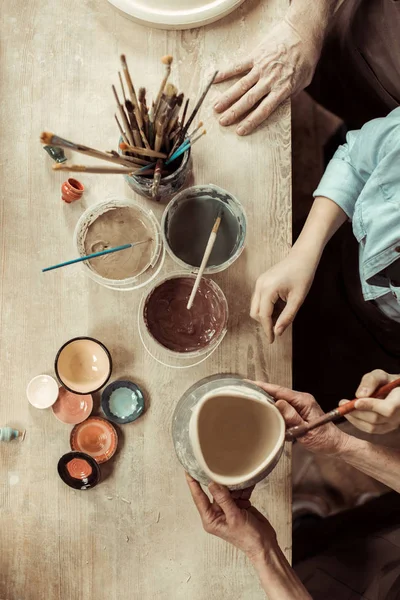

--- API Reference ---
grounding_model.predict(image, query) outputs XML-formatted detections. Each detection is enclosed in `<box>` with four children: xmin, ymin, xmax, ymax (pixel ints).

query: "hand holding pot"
<box><xmin>186</xmin><ymin>473</ymin><xmax>276</xmax><ymax>560</ymax></box>
<box><xmin>254</xmin><ymin>382</ymin><xmax>350</xmax><ymax>456</ymax></box>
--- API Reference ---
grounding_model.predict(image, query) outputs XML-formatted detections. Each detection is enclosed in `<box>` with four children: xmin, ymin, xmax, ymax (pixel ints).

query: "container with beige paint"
<box><xmin>74</xmin><ymin>198</ymin><xmax>164</xmax><ymax>291</ymax></box>
<box><xmin>172</xmin><ymin>375</ymin><xmax>286</xmax><ymax>490</ymax></box>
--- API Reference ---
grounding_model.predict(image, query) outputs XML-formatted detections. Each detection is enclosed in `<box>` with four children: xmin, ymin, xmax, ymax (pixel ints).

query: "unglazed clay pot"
<box><xmin>172</xmin><ymin>375</ymin><xmax>286</xmax><ymax>490</ymax></box>
<box><xmin>61</xmin><ymin>178</ymin><xmax>84</xmax><ymax>203</ymax></box>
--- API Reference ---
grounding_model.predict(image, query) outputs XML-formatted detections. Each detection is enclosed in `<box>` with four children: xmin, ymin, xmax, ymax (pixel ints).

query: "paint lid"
<box><xmin>101</xmin><ymin>380</ymin><xmax>145</xmax><ymax>424</ymax></box>
<box><xmin>52</xmin><ymin>387</ymin><xmax>93</xmax><ymax>424</ymax></box>
<box><xmin>58</xmin><ymin>451</ymin><xmax>100</xmax><ymax>490</ymax></box>
<box><xmin>26</xmin><ymin>374</ymin><xmax>59</xmax><ymax>409</ymax></box>
<box><xmin>70</xmin><ymin>416</ymin><xmax>118</xmax><ymax>464</ymax></box>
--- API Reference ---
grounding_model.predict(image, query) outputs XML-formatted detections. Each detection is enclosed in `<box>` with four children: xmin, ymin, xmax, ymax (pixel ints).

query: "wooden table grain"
<box><xmin>0</xmin><ymin>0</ymin><xmax>291</xmax><ymax>598</ymax></box>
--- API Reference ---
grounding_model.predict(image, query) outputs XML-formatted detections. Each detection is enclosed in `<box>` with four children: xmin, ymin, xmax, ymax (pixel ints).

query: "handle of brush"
<box><xmin>285</xmin><ymin>376</ymin><xmax>400</xmax><ymax>441</ymax></box>
<box><xmin>187</xmin><ymin>231</ymin><xmax>218</xmax><ymax>310</ymax></box>
<box><xmin>166</xmin><ymin>140</ymin><xmax>190</xmax><ymax>165</ymax></box>
<box><xmin>42</xmin><ymin>244</ymin><xmax>132</xmax><ymax>272</ymax></box>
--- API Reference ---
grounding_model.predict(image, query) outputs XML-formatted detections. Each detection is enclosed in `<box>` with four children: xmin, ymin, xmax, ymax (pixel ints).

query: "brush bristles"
<box><xmin>162</xmin><ymin>55</ymin><xmax>173</xmax><ymax>65</ymax></box>
<box><xmin>40</xmin><ymin>131</ymin><xmax>54</xmax><ymax>144</ymax></box>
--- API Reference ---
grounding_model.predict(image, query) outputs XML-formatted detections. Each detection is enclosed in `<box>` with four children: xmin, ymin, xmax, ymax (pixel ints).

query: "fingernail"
<box><xmin>214</xmin><ymin>102</ymin><xmax>221</xmax><ymax>110</ymax></box>
<box><xmin>237</xmin><ymin>126</ymin><xmax>246</xmax><ymax>135</ymax></box>
<box><xmin>358</xmin><ymin>387</ymin><xmax>368</xmax><ymax>396</ymax></box>
<box><xmin>219</xmin><ymin>116</ymin><xmax>229</xmax><ymax>126</ymax></box>
<box><xmin>275</xmin><ymin>326</ymin><xmax>283</xmax><ymax>336</ymax></box>
<box><xmin>338</xmin><ymin>400</ymin><xmax>348</xmax><ymax>406</ymax></box>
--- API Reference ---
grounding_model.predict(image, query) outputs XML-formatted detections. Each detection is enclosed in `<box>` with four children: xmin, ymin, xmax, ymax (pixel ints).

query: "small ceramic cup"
<box><xmin>61</xmin><ymin>178</ymin><xmax>84</xmax><ymax>203</ymax></box>
<box><xmin>55</xmin><ymin>337</ymin><xmax>112</xmax><ymax>395</ymax></box>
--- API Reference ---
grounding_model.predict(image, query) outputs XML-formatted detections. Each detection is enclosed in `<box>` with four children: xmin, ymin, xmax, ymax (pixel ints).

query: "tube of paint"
<box><xmin>0</xmin><ymin>427</ymin><xmax>25</xmax><ymax>442</ymax></box>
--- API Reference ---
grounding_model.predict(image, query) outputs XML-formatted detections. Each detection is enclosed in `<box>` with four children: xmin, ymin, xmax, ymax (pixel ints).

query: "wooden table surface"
<box><xmin>0</xmin><ymin>0</ymin><xmax>291</xmax><ymax>598</ymax></box>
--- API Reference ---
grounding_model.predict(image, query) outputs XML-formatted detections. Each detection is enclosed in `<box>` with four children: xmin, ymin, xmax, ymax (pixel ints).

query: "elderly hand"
<box><xmin>213</xmin><ymin>17</ymin><xmax>321</xmax><ymax>135</ymax></box>
<box><xmin>250</xmin><ymin>253</ymin><xmax>316</xmax><ymax>343</ymax></box>
<box><xmin>186</xmin><ymin>474</ymin><xmax>277</xmax><ymax>561</ymax></box>
<box><xmin>340</xmin><ymin>370</ymin><xmax>400</xmax><ymax>434</ymax></box>
<box><xmin>254</xmin><ymin>382</ymin><xmax>350</xmax><ymax>455</ymax></box>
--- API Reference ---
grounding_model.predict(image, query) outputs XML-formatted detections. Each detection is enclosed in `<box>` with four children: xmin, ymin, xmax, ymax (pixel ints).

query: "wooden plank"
<box><xmin>0</xmin><ymin>0</ymin><xmax>291</xmax><ymax>598</ymax></box>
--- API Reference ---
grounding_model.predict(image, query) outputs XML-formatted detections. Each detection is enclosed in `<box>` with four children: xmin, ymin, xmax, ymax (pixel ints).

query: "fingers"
<box><xmin>253</xmin><ymin>382</ymin><xmax>323</xmax><ymax>420</ymax></box>
<box><xmin>213</xmin><ymin>58</ymin><xmax>254</xmax><ymax>87</ymax></box>
<box><xmin>356</xmin><ymin>369</ymin><xmax>391</xmax><ymax>398</ymax></box>
<box><xmin>275</xmin><ymin>399</ymin><xmax>304</xmax><ymax>428</ymax></box>
<box><xmin>218</xmin><ymin>80</ymin><xmax>270</xmax><ymax>126</ymax></box>
<box><xmin>274</xmin><ymin>293</ymin><xmax>303</xmax><ymax>338</ymax></box>
<box><xmin>209</xmin><ymin>482</ymin><xmax>239</xmax><ymax>520</ymax></box>
<box><xmin>248</xmin><ymin>506</ymin><xmax>273</xmax><ymax>527</ymax></box>
<box><xmin>343</xmin><ymin>413</ymin><xmax>395</xmax><ymax>434</ymax></box>
<box><xmin>354</xmin><ymin>389</ymin><xmax>400</xmax><ymax>418</ymax></box>
<box><xmin>186</xmin><ymin>472</ymin><xmax>211</xmax><ymax>516</ymax></box>
<box><xmin>250</xmin><ymin>286</ymin><xmax>276</xmax><ymax>344</ymax></box>
<box><xmin>236</xmin><ymin>89</ymin><xmax>288</xmax><ymax>136</ymax></box>
<box><xmin>231</xmin><ymin>485</ymin><xmax>255</xmax><ymax>501</ymax></box>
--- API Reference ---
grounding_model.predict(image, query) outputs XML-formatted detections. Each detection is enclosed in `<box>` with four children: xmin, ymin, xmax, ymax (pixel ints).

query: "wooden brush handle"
<box><xmin>285</xmin><ymin>376</ymin><xmax>400</xmax><ymax>441</ymax></box>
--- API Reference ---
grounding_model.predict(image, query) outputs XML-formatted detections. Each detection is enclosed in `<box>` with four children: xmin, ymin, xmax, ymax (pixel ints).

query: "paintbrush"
<box><xmin>112</xmin><ymin>84</ymin><xmax>135</xmax><ymax>146</ymax></box>
<box><xmin>40</xmin><ymin>132</ymin><xmax>140</xmax><ymax>168</ymax></box>
<box><xmin>115</xmin><ymin>114</ymin><xmax>129</xmax><ymax>145</ymax></box>
<box><xmin>42</xmin><ymin>239</ymin><xmax>152</xmax><ymax>273</ymax></box>
<box><xmin>118</xmin><ymin>71</ymin><xmax>127</xmax><ymax>103</ymax></box>
<box><xmin>151</xmin><ymin>55</ymin><xmax>173</xmax><ymax>123</ymax></box>
<box><xmin>180</xmin><ymin>98</ymin><xmax>190</xmax><ymax>132</ymax></box>
<box><xmin>119</xmin><ymin>142</ymin><xmax>166</xmax><ymax>159</ymax></box>
<box><xmin>53</xmin><ymin>164</ymin><xmax>139</xmax><ymax>174</ymax></box>
<box><xmin>151</xmin><ymin>158</ymin><xmax>163</xmax><ymax>199</ymax></box>
<box><xmin>139</xmin><ymin>87</ymin><xmax>149</xmax><ymax>138</ymax></box>
<box><xmin>166</xmin><ymin>93</ymin><xmax>184</xmax><ymax>136</ymax></box>
<box><xmin>120</xmin><ymin>54</ymin><xmax>150</xmax><ymax>149</ymax></box>
<box><xmin>166</xmin><ymin>129</ymin><xmax>206</xmax><ymax>165</ymax></box>
<box><xmin>180</xmin><ymin>70</ymin><xmax>218</xmax><ymax>140</ymax></box>
<box><xmin>285</xmin><ymin>377</ymin><xmax>400</xmax><ymax>441</ymax></box>
<box><xmin>187</xmin><ymin>208</ymin><xmax>223</xmax><ymax>310</ymax></box>
<box><xmin>125</xmin><ymin>99</ymin><xmax>143</xmax><ymax>148</ymax></box>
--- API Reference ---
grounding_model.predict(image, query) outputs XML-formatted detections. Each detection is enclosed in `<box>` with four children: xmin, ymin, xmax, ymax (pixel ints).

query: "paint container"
<box><xmin>55</xmin><ymin>337</ymin><xmax>112</xmax><ymax>395</ymax></box>
<box><xmin>52</xmin><ymin>387</ymin><xmax>93</xmax><ymax>425</ymax></box>
<box><xmin>74</xmin><ymin>198</ymin><xmax>164</xmax><ymax>291</ymax></box>
<box><xmin>26</xmin><ymin>375</ymin><xmax>59</xmax><ymax>409</ymax></box>
<box><xmin>172</xmin><ymin>375</ymin><xmax>286</xmax><ymax>490</ymax></box>
<box><xmin>70</xmin><ymin>417</ymin><xmax>118</xmax><ymax>464</ymax></box>
<box><xmin>162</xmin><ymin>184</ymin><xmax>247</xmax><ymax>273</ymax></box>
<box><xmin>139</xmin><ymin>272</ymin><xmax>228</xmax><ymax>368</ymax></box>
<box><xmin>123</xmin><ymin>144</ymin><xmax>191</xmax><ymax>201</ymax></box>
<box><xmin>0</xmin><ymin>427</ymin><xmax>25</xmax><ymax>442</ymax></box>
<box><xmin>61</xmin><ymin>178</ymin><xmax>84</xmax><ymax>204</ymax></box>
<box><xmin>58</xmin><ymin>451</ymin><xmax>101</xmax><ymax>490</ymax></box>
<box><xmin>101</xmin><ymin>380</ymin><xmax>145</xmax><ymax>425</ymax></box>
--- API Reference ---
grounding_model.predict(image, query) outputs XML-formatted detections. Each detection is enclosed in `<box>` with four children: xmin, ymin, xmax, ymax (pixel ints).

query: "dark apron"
<box><xmin>307</xmin><ymin>0</ymin><xmax>400</xmax><ymax>128</ymax></box>
<box><xmin>293</xmin><ymin>223</ymin><xmax>400</xmax><ymax>412</ymax></box>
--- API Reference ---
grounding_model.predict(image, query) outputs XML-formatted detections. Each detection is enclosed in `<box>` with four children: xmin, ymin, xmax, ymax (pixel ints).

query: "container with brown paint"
<box><xmin>172</xmin><ymin>375</ymin><xmax>285</xmax><ymax>490</ymax></box>
<box><xmin>139</xmin><ymin>272</ymin><xmax>228</xmax><ymax>368</ymax></box>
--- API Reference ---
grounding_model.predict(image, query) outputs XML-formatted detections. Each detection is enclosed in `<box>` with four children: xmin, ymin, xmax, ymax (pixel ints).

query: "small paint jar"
<box><xmin>123</xmin><ymin>143</ymin><xmax>191</xmax><ymax>202</ymax></box>
<box><xmin>55</xmin><ymin>337</ymin><xmax>112</xmax><ymax>395</ymax></box>
<box><xmin>61</xmin><ymin>178</ymin><xmax>84</xmax><ymax>203</ymax></box>
<box><xmin>138</xmin><ymin>272</ymin><xmax>228</xmax><ymax>369</ymax></box>
<box><xmin>161</xmin><ymin>184</ymin><xmax>247</xmax><ymax>274</ymax></box>
<box><xmin>73</xmin><ymin>198</ymin><xmax>165</xmax><ymax>291</ymax></box>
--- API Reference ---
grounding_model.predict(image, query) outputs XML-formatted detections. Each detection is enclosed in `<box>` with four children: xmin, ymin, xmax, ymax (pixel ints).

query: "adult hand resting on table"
<box><xmin>186</xmin><ymin>473</ymin><xmax>311</xmax><ymax>599</ymax></box>
<box><xmin>339</xmin><ymin>370</ymin><xmax>400</xmax><ymax>434</ymax></box>
<box><xmin>212</xmin><ymin>0</ymin><xmax>342</xmax><ymax>135</ymax></box>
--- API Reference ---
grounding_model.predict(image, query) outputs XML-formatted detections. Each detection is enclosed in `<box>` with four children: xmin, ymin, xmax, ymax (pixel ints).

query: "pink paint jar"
<box><xmin>61</xmin><ymin>178</ymin><xmax>84</xmax><ymax>203</ymax></box>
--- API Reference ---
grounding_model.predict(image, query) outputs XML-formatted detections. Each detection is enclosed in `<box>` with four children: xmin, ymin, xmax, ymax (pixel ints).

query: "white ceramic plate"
<box><xmin>107</xmin><ymin>0</ymin><xmax>246</xmax><ymax>30</ymax></box>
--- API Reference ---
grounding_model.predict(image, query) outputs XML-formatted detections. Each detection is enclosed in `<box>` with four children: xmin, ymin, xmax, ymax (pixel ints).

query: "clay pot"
<box><xmin>61</xmin><ymin>178</ymin><xmax>84</xmax><ymax>203</ymax></box>
<box><xmin>172</xmin><ymin>375</ymin><xmax>286</xmax><ymax>490</ymax></box>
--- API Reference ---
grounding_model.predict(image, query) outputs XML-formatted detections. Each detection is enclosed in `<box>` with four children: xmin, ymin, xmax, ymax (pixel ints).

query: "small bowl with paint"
<box><xmin>55</xmin><ymin>337</ymin><xmax>112</xmax><ymax>395</ymax></box>
<box><xmin>162</xmin><ymin>184</ymin><xmax>247</xmax><ymax>274</ymax></box>
<box><xmin>123</xmin><ymin>143</ymin><xmax>191</xmax><ymax>202</ymax></box>
<box><xmin>57</xmin><ymin>451</ymin><xmax>101</xmax><ymax>490</ymax></box>
<box><xmin>26</xmin><ymin>374</ymin><xmax>59</xmax><ymax>409</ymax></box>
<box><xmin>74</xmin><ymin>198</ymin><xmax>165</xmax><ymax>291</ymax></box>
<box><xmin>101</xmin><ymin>380</ymin><xmax>145</xmax><ymax>425</ymax></box>
<box><xmin>139</xmin><ymin>272</ymin><xmax>228</xmax><ymax>366</ymax></box>
<box><xmin>70</xmin><ymin>416</ymin><xmax>118</xmax><ymax>464</ymax></box>
<box><xmin>52</xmin><ymin>387</ymin><xmax>93</xmax><ymax>425</ymax></box>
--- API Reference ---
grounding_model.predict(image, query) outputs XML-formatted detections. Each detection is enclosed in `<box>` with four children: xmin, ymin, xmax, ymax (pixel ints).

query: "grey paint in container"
<box><xmin>161</xmin><ymin>184</ymin><xmax>247</xmax><ymax>273</ymax></box>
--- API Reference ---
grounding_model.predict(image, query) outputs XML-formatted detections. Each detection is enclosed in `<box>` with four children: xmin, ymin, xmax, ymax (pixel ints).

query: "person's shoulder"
<box><xmin>358</xmin><ymin>109</ymin><xmax>400</xmax><ymax>160</ymax></box>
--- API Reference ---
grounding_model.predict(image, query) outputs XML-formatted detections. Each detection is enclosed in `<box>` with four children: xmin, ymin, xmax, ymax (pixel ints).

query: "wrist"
<box><xmin>324</xmin><ymin>430</ymin><xmax>354</xmax><ymax>458</ymax></box>
<box><xmin>248</xmin><ymin>539</ymin><xmax>285</xmax><ymax>569</ymax></box>
<box><xmin>286</xmin><ymin>0</ymin><xmax>338</xmax><ymax>47</ymax></box>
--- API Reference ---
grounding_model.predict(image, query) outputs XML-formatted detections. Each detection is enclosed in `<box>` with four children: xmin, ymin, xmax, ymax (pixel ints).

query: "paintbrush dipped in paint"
<box><xmin>42</xmin><ymin>239</ymin><xmax>153</xmax><ymax>273</ymax></box>
<box><xmin>187</xmin><ymin>208</ymin><xmax>223</xmax><ymax>310</ymax></box>
<box><xmin>166</xmin><ymin>129</ymin><xmax>206</xmax><ymax>165</ymax></box>
<box><xmin>285</xmin><ymin>377</ymin><xmax>400</xmax><ymax>441</ymax></box>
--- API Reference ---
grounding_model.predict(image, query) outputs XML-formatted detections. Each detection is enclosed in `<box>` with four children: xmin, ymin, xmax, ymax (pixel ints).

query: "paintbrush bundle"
<box><xmin>39</xmin><ymin>57</ymin><xmax>217</xmax><ymax>195</ymax></box>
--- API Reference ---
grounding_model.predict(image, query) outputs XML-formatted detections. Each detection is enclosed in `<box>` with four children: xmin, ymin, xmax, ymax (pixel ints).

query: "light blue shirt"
<box><xmin>314</xmin><ymin>107</ymin><xmax>400</xmax><ymax>317</ymax></box>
